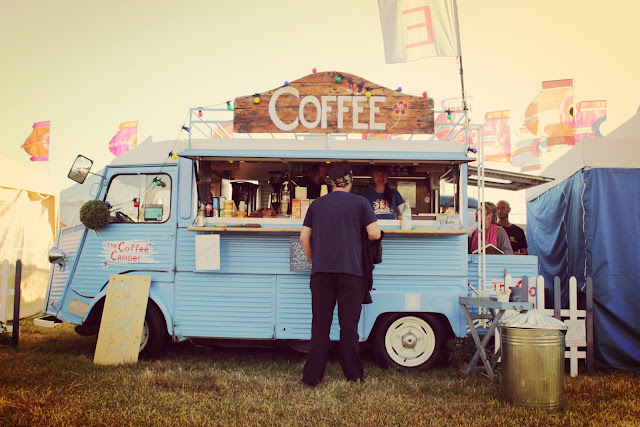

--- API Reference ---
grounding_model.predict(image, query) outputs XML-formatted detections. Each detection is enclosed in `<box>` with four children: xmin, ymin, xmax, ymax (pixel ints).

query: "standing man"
<box><xmin>497</xmin><ymin>200</ymin><xmax>528</xmax><ymax>255</ymax></box>
<box><xmin>300</xmin><ymin>162</ymin><xmax>381</xmax><ymax>386</ymax></box>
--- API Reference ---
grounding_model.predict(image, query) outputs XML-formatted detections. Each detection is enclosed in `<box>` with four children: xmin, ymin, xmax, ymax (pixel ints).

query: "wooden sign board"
<box><xmin>93</xmin><ymin>274</ymin><xmax>151</xmax><ymax>365</ymax></box>
<box><xmin>290</xmin><ymin>236</ymin><xmax>311</xmax><ymax>272</ymax></box>
<box><xmin>234</xmin><ymin>71</ymin><xmax>434</xmax><ymax>135</ymax></box>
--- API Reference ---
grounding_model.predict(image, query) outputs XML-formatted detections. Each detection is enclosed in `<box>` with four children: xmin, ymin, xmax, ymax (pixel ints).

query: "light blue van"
<box><xmin>44</xmin><ymin>103</ymin><xmax>540</xmax><ymax>371</ymax></box>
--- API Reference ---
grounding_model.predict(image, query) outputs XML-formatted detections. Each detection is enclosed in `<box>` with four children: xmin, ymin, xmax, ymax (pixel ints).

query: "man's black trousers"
<box><xmin>302</xmin><ymin>272</ymin><xmax>366</xmax><ymax>386</ymax></box>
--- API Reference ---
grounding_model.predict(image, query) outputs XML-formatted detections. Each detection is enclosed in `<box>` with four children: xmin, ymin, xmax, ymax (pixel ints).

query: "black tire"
<box><xmin>374</xmin><ymin>313</ymin><xmax>448</xmax><ymax>371</ymax></box>
<box><xmin>139</xmin><ymin>302</ymin><xmax>168</xmax><ymax>358</ymax></box>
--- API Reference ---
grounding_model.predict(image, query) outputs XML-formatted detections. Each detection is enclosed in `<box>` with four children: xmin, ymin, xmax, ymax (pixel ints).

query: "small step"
<box><xmin>33</xmin><ymin>315</ymin><xmax>62</xmax><ymax>328</ymax></box>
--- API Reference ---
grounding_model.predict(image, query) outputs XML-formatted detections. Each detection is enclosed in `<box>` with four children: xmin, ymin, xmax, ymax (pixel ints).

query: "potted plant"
<box><xmin>79</xmin><ymin>200</ymin><xmax>110</xmax><ymax>231</ymax></box>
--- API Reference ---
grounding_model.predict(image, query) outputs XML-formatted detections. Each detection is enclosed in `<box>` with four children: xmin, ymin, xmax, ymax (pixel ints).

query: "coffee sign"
<box><xmin>234</xmin><ymin>71</ymin><xmax>434</xmax><ymax>135</ymax></box>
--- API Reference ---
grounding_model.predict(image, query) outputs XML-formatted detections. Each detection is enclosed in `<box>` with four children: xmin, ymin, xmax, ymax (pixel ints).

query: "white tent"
<box><xmin>0</xmin><ymin>155</ymin><xmax>58</xmax><ymax>320</ymax></box>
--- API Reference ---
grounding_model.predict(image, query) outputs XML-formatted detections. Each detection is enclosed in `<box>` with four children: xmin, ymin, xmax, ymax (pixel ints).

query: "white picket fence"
<box><xmin>1</xmin><ymin>259</ymin><xmax>15</xmax><ymax>333</ymax></box>
<box><xmin>493</xmin><ymin>274</ymin><xmax>592</xmax><ymax>377</ymax></box>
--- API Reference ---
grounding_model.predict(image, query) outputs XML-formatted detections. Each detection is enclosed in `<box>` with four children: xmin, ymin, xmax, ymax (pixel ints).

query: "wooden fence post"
<box><xmin>12</xmin><ymin>260</ymin><xmax>21</xmax><ymax>346</ymax></box>
<box><xmin>586</xmin><ymin>277</ymin><xmax>594</xmax><ymax>375</ymax></box>
<box><xmin>553</xmin><ymin>276</ymin><xmax>562</xmax><ymax>320</ymax></box>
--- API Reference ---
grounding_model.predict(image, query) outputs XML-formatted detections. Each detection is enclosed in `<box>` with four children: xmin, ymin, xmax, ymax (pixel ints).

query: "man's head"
<box><xmin>497</xmin><ymin>200</ymin><xmax>510</xmax><ymax>221</ymax></box>
<box><xmin>328</xmin><ymin>162</ymin><xmax>353</xmax><ymax>191</ymax></box>
<box><xmin>310</xmin><ymin>163</ymin><xmax>329</xmax><ymax>178</ymax></box>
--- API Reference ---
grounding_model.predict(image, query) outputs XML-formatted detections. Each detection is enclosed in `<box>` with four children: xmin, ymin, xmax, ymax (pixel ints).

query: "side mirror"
<box><xmin>68</xmin><ymin>155</ymin><xmax>94</xmax><ymax>184</ymax></box>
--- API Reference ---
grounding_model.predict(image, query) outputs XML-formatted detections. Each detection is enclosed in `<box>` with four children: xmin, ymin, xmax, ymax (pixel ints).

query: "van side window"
<box><xmin>105</xmin><ymin>174</ymin><xmax>171</xmax><ymax>223</ymax></box>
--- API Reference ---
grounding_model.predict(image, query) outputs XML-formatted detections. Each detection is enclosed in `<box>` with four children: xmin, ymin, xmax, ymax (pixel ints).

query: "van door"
<box><xmin>68</xmin><ymin>166</ymin><xmax>178</xmax><ymax>300</ymax></box>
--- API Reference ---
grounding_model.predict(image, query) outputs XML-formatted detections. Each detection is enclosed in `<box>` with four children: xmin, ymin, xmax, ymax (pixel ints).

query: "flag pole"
<box><xmin>453</xmin><ymin>0</ymin><xmax>466</xmax><ymax>111</ymax></box>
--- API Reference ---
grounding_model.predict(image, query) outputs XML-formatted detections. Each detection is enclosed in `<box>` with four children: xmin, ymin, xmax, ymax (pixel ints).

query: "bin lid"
<box><xmin>500</xmin><ymin>309</ymin><xmax>568</xmax><ymax>330</ymax></box>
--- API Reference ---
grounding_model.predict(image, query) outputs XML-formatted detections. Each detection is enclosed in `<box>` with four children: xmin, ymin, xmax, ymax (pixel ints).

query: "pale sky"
<box><xmin>2</xmin><ymin>0</ymin><xmax>639</xmax><ymax>211</ymax></box>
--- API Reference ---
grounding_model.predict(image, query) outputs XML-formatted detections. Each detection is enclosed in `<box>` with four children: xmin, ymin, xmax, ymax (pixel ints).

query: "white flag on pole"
<box><xmin>377</xmin><ymin>0</ymin><xmax>461</xmax><ymax>63</ymax></box>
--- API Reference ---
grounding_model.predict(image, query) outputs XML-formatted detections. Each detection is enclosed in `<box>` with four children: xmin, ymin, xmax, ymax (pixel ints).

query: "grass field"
<box><xmin>0</xmin><ymin>321</ymin><xmax>638</xmax><ymax>426</ymax></box>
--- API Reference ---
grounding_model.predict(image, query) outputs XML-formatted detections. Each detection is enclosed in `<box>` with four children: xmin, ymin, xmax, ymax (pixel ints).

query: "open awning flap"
<box><xmin>443</xmin><ymin>166</ymin><xmax>554</xmax><ymax>191</ymax></box>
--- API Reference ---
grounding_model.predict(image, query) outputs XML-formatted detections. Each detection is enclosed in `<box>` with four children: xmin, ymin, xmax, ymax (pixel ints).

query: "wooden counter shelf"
<box><xmin>188</xmin><ymin>226</ymin><xmax>467</xmax><ymax>235</ymax></box>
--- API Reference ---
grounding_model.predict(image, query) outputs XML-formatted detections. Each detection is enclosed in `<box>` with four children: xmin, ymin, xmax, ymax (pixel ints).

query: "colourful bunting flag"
<box><xmin>574</xmin><ymin>100</ymin><xmax>606</xmax><ymax>144</ymax></box>
<box><xmin>524</xmin><ymin>79</ymin><xmax>574</xmax><ymax>147</ymax></box>
<box><xmin>481</xmin><ymin>110</ymin><xmax>510</xmax><ymax>162</ymax></box>
<box><xmin>108</xmin><ymin>121</ymin><xmax>138</xmax><ymax>156</ymax></box>
<box><xmin>21</xmin><ymin>121</ymin><xmax>50</xmax><ymax>161</ymax></box>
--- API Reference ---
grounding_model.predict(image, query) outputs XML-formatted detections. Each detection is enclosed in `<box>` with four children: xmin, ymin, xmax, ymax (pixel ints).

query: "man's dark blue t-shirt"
<box><xmin>302</xmin><ymin>191</ymin><xmax>377</xmax><ymax>276</ymax></box>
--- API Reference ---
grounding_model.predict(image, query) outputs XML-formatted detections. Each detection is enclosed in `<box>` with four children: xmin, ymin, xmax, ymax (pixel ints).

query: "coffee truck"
<box><xmin>44</xmin><ymin>72</ymin><xmax>543</xmax><ymax>370</ymax></box>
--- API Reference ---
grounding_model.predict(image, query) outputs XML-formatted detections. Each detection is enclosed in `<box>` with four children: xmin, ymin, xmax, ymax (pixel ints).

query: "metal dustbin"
<box><xmin>500</xmin><ymin>309</ymin><xmax>568</xmax><ymax>411</ymax></box>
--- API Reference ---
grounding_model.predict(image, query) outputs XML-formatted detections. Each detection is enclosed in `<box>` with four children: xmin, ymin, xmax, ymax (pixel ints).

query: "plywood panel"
<box><xmin>93</xmin><ymin>275</ymin><xmax>151</xmax><ymax>365</ymax></box>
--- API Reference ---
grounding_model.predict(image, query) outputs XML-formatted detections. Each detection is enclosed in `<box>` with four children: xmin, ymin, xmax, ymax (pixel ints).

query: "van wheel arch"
<box><xmin>80</xmin><ymin>298</ymin><xmax>168</xmax><ymax>358</ymax></box>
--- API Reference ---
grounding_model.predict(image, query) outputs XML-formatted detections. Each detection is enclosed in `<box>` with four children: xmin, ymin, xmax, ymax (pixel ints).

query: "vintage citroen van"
<box><xmin>43</xmin><ymin>71</ymin><xmax>540</xmax><ymax>370</ymax></box>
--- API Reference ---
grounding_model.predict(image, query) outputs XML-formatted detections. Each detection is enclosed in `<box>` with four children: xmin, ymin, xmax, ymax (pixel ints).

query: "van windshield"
<box><xmin>105</xmin><ymin>173</ymin><xmax>171</xmax><ymax>223</ymax></box>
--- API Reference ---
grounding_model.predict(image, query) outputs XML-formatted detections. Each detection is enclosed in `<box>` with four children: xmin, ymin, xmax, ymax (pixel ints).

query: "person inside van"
<box><xmin>360</xmin><ymin>165</ymin><xmax>406</xmax><ymax>219</ymax></box>
<box><xmin>469</xmin><ymin>201</ymin><xmax>514</xmax><ymax>255</ymax></box>
<box><xmin>295</xmin><ymin>163</ymin><xmax>329</xmax><ymax>199</ymax></box>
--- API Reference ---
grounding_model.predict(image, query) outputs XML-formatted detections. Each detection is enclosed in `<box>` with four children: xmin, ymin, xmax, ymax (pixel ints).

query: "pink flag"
<box><xmin>377</xmin><ymin>0</ymin><xmax>461</xmax><ymax>63</ymax></box>
<box><xmin>481</xmin><ymin>111</ymin><xmax>510</xmax><ymax>162</ymax></box>
<box><xmin>574</xmin><ymin>100</ymin><xmax>606</xmax><ymax>144</ymax></box>
<box><xmin>21</xmin><ymin>121</ymin><xmax>50</xmax><ymax>161</ymax></box>
<box><xmin>108</xmin><ymin>121</ymin><xmax>138</xmax><ymax>156</ymax></box>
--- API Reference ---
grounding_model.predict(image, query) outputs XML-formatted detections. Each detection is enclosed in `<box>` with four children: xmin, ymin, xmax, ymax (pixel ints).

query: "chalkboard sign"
<box><xmin>290</xmin><ymin>236</ymin><xmax>312</xmax><ymax>272</ymax></box>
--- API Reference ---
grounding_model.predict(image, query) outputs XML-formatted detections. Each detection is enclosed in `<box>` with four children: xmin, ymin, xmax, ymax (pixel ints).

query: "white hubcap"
<box><xmin>384</xmin><ymin>316</ymin><xmax>436</xmax><ymax>368</ymax></box>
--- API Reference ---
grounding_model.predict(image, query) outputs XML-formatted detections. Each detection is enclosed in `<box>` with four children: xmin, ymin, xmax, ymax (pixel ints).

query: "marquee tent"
<box><xmin>0</xmin><ymin>155</ymin><xmax>58</xmax><ymax>320</ymax></box>
<box><xmin>526</xmin><ymin>113</ymin><xmax>640</xmax><ymax>370</ymax></box>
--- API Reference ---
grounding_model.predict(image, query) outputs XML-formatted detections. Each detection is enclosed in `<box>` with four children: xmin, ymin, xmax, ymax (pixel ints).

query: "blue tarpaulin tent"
<box><xmin>526</xmin><ymin>114</ymin><xmax>640</xmax><ymax>371</ymax></box>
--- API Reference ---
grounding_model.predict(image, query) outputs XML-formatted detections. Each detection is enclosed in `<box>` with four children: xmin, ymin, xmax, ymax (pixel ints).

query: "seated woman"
<box><xmin>360</xmin><ymin>165</ymin><xmax>406</xmax><ymax>219</ymax></box>
<box><xmin>469</xmin><ymin>201</ymin><xmax>514</xmax><ymax>254</ymax></box>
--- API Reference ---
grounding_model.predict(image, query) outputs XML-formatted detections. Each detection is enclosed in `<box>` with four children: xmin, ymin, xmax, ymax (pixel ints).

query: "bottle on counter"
<box><xmin>280</xmin><ymin>183</ymin><xmax>290</xmax><ymax>216</ymax></box>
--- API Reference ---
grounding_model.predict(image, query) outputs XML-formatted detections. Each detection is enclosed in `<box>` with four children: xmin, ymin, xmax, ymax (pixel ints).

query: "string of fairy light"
<box><xmin>112</xmin><ymin>68</ymin><xmax>456</xmax><ymax>211</ymax></box>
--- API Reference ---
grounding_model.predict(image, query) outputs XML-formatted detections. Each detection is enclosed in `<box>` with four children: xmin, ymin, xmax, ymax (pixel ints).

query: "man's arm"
<box><xmin>366</xmin><ymin>221</ymin><xmax>382</xmax><ymax>241</ymax></box>
<box><xmin>300</xmin><ymin>226</ymin><xmax>313</xmax><ymax>263</ymax></box>
<box><xmin>516</xmin><ymin>226</ymin><xmax>528</xmax><ymax>255</ymax></box>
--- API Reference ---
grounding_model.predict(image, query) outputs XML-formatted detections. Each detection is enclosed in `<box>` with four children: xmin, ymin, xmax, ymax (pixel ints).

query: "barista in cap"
<box><xmin>300</xmin><ymin>162</ymin><xmax>381</xmax><ymax>386</ymax></box>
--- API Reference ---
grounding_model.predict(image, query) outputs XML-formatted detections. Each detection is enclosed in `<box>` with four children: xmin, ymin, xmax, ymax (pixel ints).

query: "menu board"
<box><xmin>290</xmin><ymin>236</ymin><xmax>311</xmax><ymax>272</ymax></box>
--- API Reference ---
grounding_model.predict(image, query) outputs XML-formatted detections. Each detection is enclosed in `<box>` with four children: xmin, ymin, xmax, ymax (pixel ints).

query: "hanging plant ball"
<box><xmin>79</xmin><ymin>200</ymin><xmax>110</xmax><ymax>231</ymax></box>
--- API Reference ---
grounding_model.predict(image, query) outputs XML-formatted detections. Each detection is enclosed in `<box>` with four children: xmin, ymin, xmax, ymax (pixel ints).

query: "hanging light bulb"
<box><xmin>284</xmin><ymin>81</ymin><xmax>290</xmax><ymax>87</ymax></box>
<box><xmin>226</xmin><ymin>101</ymin><xmax>232</xmax><ymax>111</ymax></box>
<box><xmin>156</xmin><ymin>179</ymin><xmax>163</xmax><ymax>187</ymax></box>
<box><xmin>312</xmin><ymin>68</ymin><xmax>317</xmax><ymax>73</ymax></box>
<box><xmin>335</xmin><ymin>76</ymin><xmax>341</xmax><ymax>83</ymax></box>
<box><xmin>198</xmin><ymin>109</ymin><xmax>203</xmax><ymax>117</ymax></box>
<box><xmin>446</xmin><ymin>110</ymin><xmax>452</xmax><ymax>120</ymax></box>
<box><xmin>396</xmin><ymin>87</ymin><xmax>402</xmax><ymax>92</ymax></box>
<box><xmin>365</xmin><ymin>91</ymin><xmax>371</xmax><ymax>98</ymax></box>
<box><xmin>422</xmin><ymin>91</ymin><xmax>427</xmax><ymax>98</ymax></box>
<box><xmin>133</xmin><ymin>199</ymin><xmax>139</xmax><ymax>208</ymax></box>
<box><xmin>172</xmin><ymin>153</ymin><xmax>179</xmax><ymax>160</ymax></box>
<box><xmin>254</xmin><ymin>97</ymin><xmax>260</xmax><ymax>104</ymax></box>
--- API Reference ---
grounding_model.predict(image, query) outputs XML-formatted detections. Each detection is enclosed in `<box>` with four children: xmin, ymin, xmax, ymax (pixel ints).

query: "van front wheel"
<box><xmin>374</xmin><ymin>314</ymin><xmax>446</xmax><ymax>371</ymax></box>
<box><xmin>139</xmin><ymin>302</ymin><xmax>167</xmax><ymax>358</ymax></box>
